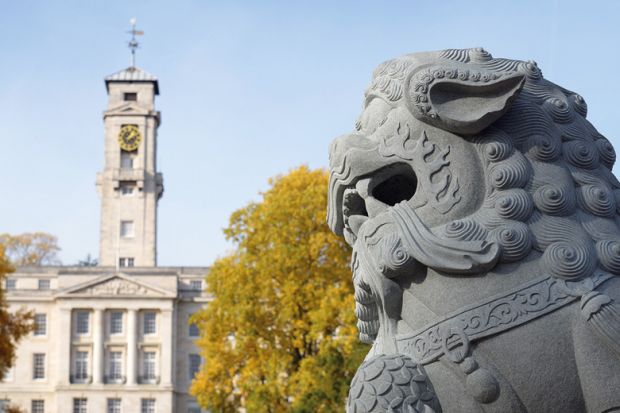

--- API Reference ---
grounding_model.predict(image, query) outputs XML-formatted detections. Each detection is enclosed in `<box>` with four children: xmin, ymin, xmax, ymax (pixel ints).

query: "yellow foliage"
<box><xmin>190</xmin><ymin>166</ymin><xmax>368</xmax><ymax>412</ymax></box>
<box><xmin>0</xmin><ymin>232</ymin><xmax>61</xmax><ymax>266</ymax></box>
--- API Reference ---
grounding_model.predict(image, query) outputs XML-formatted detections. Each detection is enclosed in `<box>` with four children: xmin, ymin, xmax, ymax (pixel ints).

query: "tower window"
<box><xmin>120</xmin><ymin>151</ymin><xmax>136</xmax><ymax>169</ymax></box>
<box><xmin>119</xmin><ymin>181</ymin><xmax>136</xmax><ymax>196</ymax></box>
<box><xmin>119</xmin><ymin>257</ymin><xmax>134</xmax><ymax>267</ymax></box>
<box><xmin>120</xmin><ymin>221</ymin><xmax>134</xmax><ymax>238</ymax></box>
<box><xmin>38</xmin><ymin>279</ymin><xmax>50</xmax><ymax>290</ymax></box>
<box><xmin>124</xmin><ymin>92</ymin><xmax>137</xmax><ymax>101</ymax></box>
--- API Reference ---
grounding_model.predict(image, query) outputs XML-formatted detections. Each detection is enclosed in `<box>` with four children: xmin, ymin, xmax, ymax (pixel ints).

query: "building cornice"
<box><xmin>13</xmin><ymin>265</ymin><xmax>210</xmax><ymax>275</ymax></box>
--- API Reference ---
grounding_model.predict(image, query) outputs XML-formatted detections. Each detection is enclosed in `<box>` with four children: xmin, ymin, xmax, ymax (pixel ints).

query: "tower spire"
<box><xmin>127</xmin><ymin>18</ymin><xmax>144</xmax><ymax>68</ymax></box>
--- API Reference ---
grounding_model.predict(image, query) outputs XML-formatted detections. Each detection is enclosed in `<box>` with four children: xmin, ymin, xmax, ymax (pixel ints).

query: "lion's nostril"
<box><xmin>372</xmin><ymin>172</ymin><xmax>417</xmax><ymax>206</ymax></box>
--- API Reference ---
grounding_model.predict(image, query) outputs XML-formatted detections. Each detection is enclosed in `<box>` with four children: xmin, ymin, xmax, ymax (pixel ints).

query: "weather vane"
<box><xmin>127</xmin><ymin>17</ymin><xmax>144</xmax><ymax>68</ymax></box>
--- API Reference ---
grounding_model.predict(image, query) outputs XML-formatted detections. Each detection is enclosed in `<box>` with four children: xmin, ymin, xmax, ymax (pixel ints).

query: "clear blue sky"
<box><xmin>1</xmin><ymin>0</ymin><xmax>619</xmax><ymax>266</ymax></box>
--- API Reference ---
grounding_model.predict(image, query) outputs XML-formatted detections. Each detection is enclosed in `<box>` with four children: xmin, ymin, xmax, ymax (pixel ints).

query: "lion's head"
<box><xmin>328</xmin><ymin>48</ymin><xmax>620</xmax><ymax>344</ymax></box>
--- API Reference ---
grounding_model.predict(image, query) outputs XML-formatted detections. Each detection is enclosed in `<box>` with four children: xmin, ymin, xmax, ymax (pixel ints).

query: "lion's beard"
<box><xmin>350</xmin><ymin>201</ymin><xmax>500</xmax><ymax>348</ymax></box>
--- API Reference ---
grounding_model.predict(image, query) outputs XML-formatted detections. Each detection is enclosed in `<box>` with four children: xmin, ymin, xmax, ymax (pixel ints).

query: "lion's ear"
<box><xmin>414</xmin><ymin>71</ymin><xmax>525</xmax><ymax>135</ymax></box>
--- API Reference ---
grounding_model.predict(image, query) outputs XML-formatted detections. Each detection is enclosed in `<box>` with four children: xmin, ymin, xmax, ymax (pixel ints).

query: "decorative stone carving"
<box><xmin>72</xmin><ymin>276</ymin><xmax>155</xmax><ymax>296</ymax></box>
<box><xmin>328</xmin><ymin>48</ymin><xmax>620</xmax><ymax>412</ymax></box>
<box><xmin>348</xmin><ymin>354</ymin><xmax>439</xmax><ymax>413</ymax></box>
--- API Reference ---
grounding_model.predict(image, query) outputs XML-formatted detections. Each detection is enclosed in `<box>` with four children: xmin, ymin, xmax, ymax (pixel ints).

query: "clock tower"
<box><xmin>96</xmin><ymin>65</ymin><xmax>163</xmax><ymax>267</ymax></box>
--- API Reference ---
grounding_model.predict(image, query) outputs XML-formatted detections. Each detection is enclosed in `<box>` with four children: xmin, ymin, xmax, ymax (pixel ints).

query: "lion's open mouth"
<box><xmin>342</xmin><ymin>163</ymin><xmax>418</xmax><ymax>239</ymax></box>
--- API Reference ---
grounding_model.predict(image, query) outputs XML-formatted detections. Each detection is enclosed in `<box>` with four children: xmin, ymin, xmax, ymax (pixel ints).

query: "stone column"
<box><xmin>92</xmin><ymin>309</ymin><xmax>104</xmax><ymax>384</ymax></box>
<box><xmin>57</xmin><ymin>308</ymin><xmax>72</xmax><ymax>385</ymax></box>
<box><xmin>160</xmin><ymin>309</ymin><xmax>174</xmax><ymax>385</ymax></box>
<box><xmin>127</xmin><ymin>309</ymin><xmax>138</xmax><ymax>385</ymax></box>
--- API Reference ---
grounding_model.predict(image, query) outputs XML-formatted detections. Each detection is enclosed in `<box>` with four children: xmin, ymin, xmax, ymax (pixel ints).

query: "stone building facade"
<box><xmin>0</xmin><ymin>65</ymin><xmax>210</xmax><ymax>413</ymax></box>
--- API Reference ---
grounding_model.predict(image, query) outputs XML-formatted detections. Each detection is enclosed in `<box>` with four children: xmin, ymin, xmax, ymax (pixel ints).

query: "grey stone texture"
<box><xmin>328</xmin><ymin>48</ymin><xmax>620</xmax><ymax>412</ymax></box>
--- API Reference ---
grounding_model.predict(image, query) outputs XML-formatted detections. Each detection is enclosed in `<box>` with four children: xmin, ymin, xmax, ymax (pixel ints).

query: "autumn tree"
<box><xmin>0</xmin><ymin>232</ymin><xmax>61</xmax><ymax>266</ymax></box>
<box><xmin>0</xmin><ymin>244</ymin><xmax>34</xmax><ymax>380</ymax></box>
<box><xmin>190</xmin><ymin>166</ymin><xmax>368</xmax><ymax>412</ymax></box>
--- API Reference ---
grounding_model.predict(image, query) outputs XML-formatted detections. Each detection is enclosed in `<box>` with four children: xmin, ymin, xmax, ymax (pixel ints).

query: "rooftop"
<box><xmin>104</xmin><ymin>66</ymin><xmax>159</xmax><ymax>94</ymax></box>
<box><xmin>12</xmin><ymin>265</ymin><xmax>210</xmax><ymax>275</ymax></box>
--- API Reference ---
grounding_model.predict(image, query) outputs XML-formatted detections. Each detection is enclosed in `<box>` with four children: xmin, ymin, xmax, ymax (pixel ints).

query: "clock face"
<box><xmin>118</xmin><ymin>125</ymin><xmax>142</xmax><ymax>151</ymax></box>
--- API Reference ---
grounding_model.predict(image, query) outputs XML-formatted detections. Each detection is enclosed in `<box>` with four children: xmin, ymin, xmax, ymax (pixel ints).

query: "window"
<box><xmin>76</xmin><ymin>311</ymin><xmax>90</xmax><ymax>335</ymax></box>
<box><xmin>110</xmin><ymin>311</ymin><xmax>123</xmax><ymax>334</ymax></box>
<box><xmin>33</xmin><ymin>353</ymin><xmax>45</xmax><ymax>380</ymax></box>
<box><xmin>140</xmin><ymin>399</ymin><xmax>155</xmax><ymax>413</ymax></box>
<box><xmin>5</xmin><ymin>278</ymin><xmax>15</xmax><ymax>290</ymax></box>
<box><xmin>187</xmin><ymin>406</ymin><xmax>201</xmax><ymax>413</ymax></box>
<box><xmin>73</xmin><ymin>398</ymin><xmax>87</xmax><ymax>413</ymax></box>
<box><xmin>188</xmin><ymin>322</ymin><xmax>199</xmax><ymax>338</ymax></box>
<box><xmin>190</xmin><ymin>280</ymin><xmax>202</xmax><ymax>291</ymax></box>
<box><xmin>38</xmin><ymin>279</ymin><xmax>50</xmax><ymax>290</ymax></box>
<box><xmin>34</xmin><ymin>313</ymin><xmax>47</xmax><ymax>336</ymax></box>
<box><xmin>124</xmin><ymin>92</ymin><xmax>137</xmax><ymax>101</ymax></box>
<box><xmin>119</xmin><ymin>181</ymin><xmax>136</xmax><ymax>196</ymax></box>
<box><xmin>119</xmin><ymin>257</ymin><xmax>134</xmax><ymax>267</ymax></box>
<box><xmin>75</xmin><ymin>351</ymin><xmax>89</xmax><ymax>381</ymax></box>
<box><xmin>120</xmin><ymin>151</ymin><xmax>134</xmax><ymax>169</ymax></box>
<box><xmin>189</xmin><ymin>354</ymin><xmax>201</xmax><ymax>380</ymax></box>
<box><xmin>143</xmin><ymin>312</ymin><xmax>156</xmax><ymax>335</ymax></box>
<box><xmin>108</xmin><ymin>352</ymin><xmax>123</xmax><ymax>381</ymax></box>
<box><xmin>107</xmin><ymin>398</ymin><xmax>121</xmax><ymax>413</ymax></box>
<box><xmin>31</xmin><ymin>399</ymin><xmax>44</xmax><ymax>413</ymax></box>
<box><xmin>142</xmin><ymin>351</ymin><xmax>156</xmax><ymax>380</ymax></box>
<box><xmin>120</xmin><ymin>221</ymin><xmax>134</xmax><ymax>238</ymax></box>
<box><xmin>3</xmin><ymin>367</ymin><xmax>13</xmax><ymax>381</ymax></box>
<box><xmin>0</xmin><ymin>400</ymin><xmax>10</xmax><ymax>413</ymax></box>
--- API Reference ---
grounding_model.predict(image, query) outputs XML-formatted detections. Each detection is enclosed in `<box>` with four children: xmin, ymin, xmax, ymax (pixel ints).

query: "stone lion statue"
<box><xmin>328</xmin><ymin>48</ymin><xmax>620</xmax><ymax>412</ymax></box>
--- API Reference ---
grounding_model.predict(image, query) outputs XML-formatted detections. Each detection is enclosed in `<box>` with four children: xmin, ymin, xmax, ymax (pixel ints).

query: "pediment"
<box><xmin>59</xmin><ymin>273</ymin><xmax>170</xmax><ymax>298</ymax></box>
<box><xmin>105</xmin><ymin>102</ymin><xmax>150</xmax><ymax>116</ymax></box>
